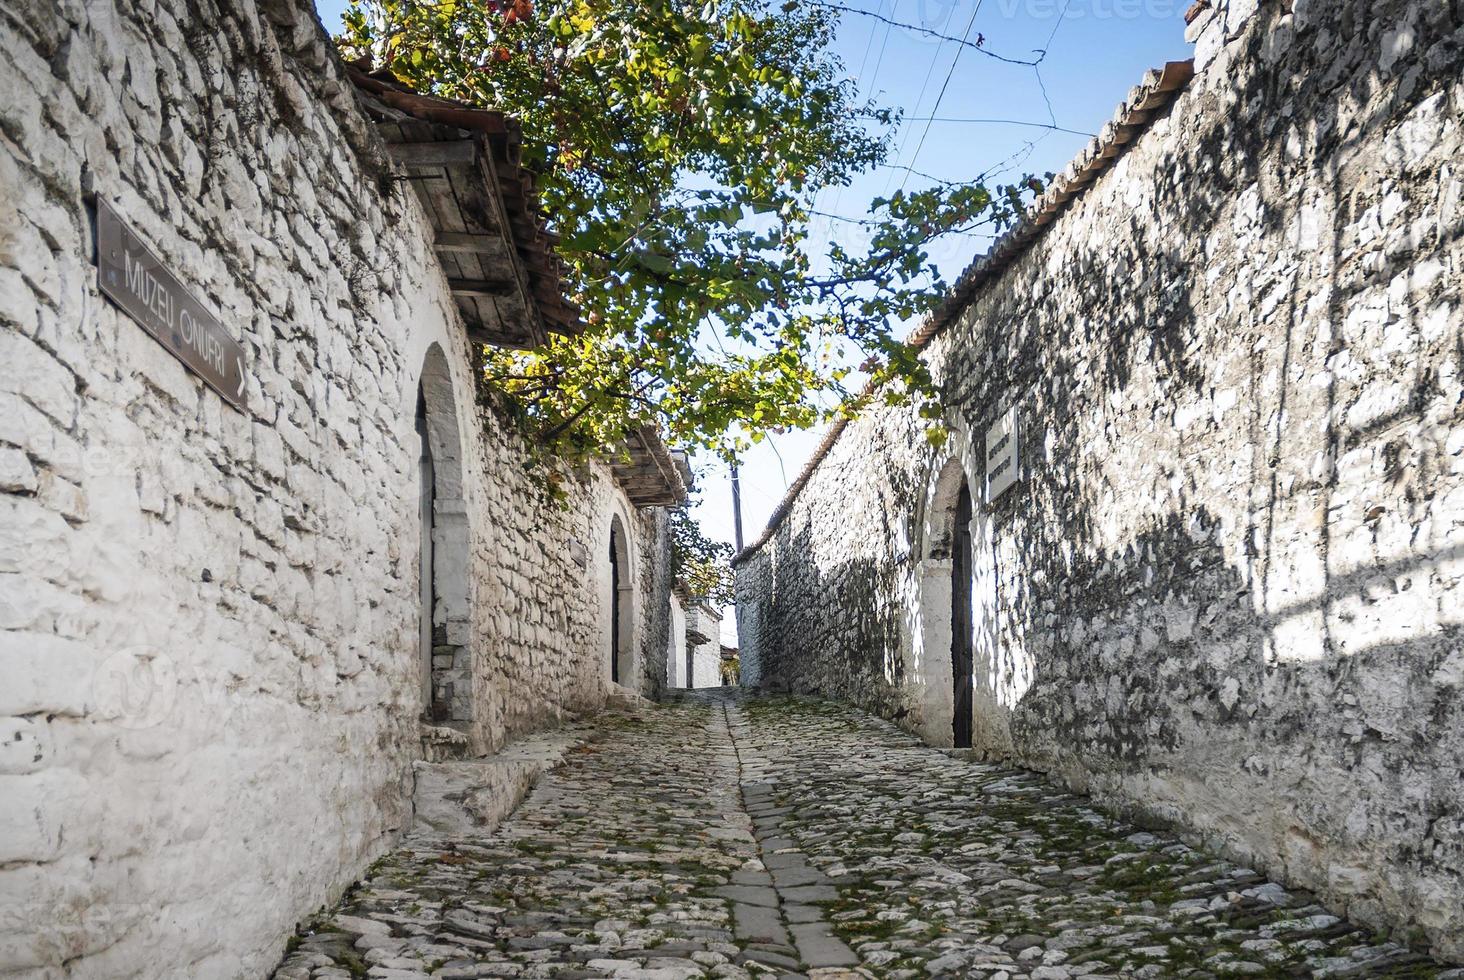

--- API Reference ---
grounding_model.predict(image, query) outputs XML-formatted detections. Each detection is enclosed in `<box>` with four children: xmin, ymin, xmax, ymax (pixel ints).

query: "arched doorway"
<box><xmin>912</xmin><ymin>454</ymin><xmax>978</xmax><ymax>748</ymax></box>
<box><xmin>608</xmin><ymin>515</ymin><xmax>633</xmax><ymax>687</ymax></box>
<box><xmin>951</xmin><ymin>482</ymin><xmax>974</xmax><ymax>748</ymax></box>
<box><xmin>913</xmin><ymin>447</ymin><xmax>1024</xmax><ymax>756</ymax></box>
<box><xmin>415</xmin><ymin>389</ymin><xmax>435</xmax><ymax>710</ymax></box>
<box><xmin>416</xmin><ymin>345</ymin><xmax>471</xmax><ymax>725</ymax></box>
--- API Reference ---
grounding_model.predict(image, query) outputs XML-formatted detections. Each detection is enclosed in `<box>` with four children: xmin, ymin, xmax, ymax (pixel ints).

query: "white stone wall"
<box><xmin>691</xmin><ymin>645</ymin><xmax>721</xmax><ymax>688</ymax></box>
<box><xmin>666</xmin><ymin>597</ymin><xmax>720</xmax><ymax>688</ymax></box>
<box><xmin>735</xmin><ymin>598</ymin><xmax>764</xmax><ymax>688</ymax></box>
<box><xmin>685</xmin><ymin>604</ymin><xmax>723</xmax><ymax>688</ymax></box>
<box><xmin>0</xmin><ymin>1</ymin><xmax>671</xmax><ymax>976</ymax></box>
<box><xmin>736</xmin><ymin>0</ymin><xmax>1464</xmax><ymax>959</ymax></box>
<box><xmin>666</xmin><ymin>593</ymin><xmax>687</xmax><ymax>687</ymax></box>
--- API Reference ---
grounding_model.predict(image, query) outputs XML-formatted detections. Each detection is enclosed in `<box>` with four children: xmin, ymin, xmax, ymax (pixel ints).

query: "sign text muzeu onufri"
<box><xmin>984</xmin><ymin>406</ymin><xmax>1020</xmax><ymax>501</ymax></box>
<box><xmin>96</xmin><ymin>199</ymin><xmax>249</xmax><ymax>410</ymax></box>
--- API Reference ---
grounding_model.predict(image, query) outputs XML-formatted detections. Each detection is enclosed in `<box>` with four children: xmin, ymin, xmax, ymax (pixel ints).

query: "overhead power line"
<box><xmin>817</xmin><ymin>0</ymin><xmax>890</xmax><ymax>227</ymax></box>
<box><xmin>899</xmin><ymin>0</ymin><xmax>988</xmax><ymax>193</ymax></box>
<box><xmin>898</xmin><ymin>116</ymin><xmax>1095</xmax><ymax>138</ymax></box>
<box><xmin>865</xmin><ymin>0</ymin><xmax>896</xmax><ymax>87</ymax></box>
<box><xmin>881</xmin><ymin>2</ymin><xmax>957</xmax><ymax>197</ymax></box>
<box><xmin>851</xmin><ymin>0</ymin><xmax>883</xmax><ymax>81</ymax></box>
<box><xmin>1032</xmin><ymin>0</ymin><xmax>1076</xmax><ymax>127</ymax></box>
<box><xmin>811</xmin><ymin>1</ymin><xmax>1042</xmax><ymax>65</ymax></box>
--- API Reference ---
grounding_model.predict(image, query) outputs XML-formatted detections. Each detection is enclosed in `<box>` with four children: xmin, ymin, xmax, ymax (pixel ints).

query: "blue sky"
<box><xmin>313</xmin><ymin>1</ymin><xmax>1192</xmax><ymax>637</ymax></box>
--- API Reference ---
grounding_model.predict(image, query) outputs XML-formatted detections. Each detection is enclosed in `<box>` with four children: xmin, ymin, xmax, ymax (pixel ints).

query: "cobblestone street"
<box><xmin>274</xmin><ymin>694</ymin><xmax>1458</xmax><ymax>980</ymax></box>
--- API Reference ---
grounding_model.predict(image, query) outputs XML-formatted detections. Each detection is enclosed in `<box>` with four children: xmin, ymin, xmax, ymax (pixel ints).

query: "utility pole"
<box><xmin>730</xmin><ymin>462</ymin><xmax>745</xmax><ymax>553</ymax></box>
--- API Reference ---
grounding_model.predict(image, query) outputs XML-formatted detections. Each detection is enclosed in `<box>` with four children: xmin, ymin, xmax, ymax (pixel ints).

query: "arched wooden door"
<box><xmin>415</xmin><ymin>388</ymin><xmax>435</xmax><ymax>712</ymax></box>
<box><xmin>951</xmin><ymin>483</ymin><xmax>974</xmax><ymax>748</ymax></box>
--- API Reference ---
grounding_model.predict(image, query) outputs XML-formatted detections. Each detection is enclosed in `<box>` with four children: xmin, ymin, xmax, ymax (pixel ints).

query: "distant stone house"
<box><xmin>719</xmin><ymin>644</ymin><xmax>739</xmax><ymax>686</ymax></box>
<box><xmin>683</xmin><ymin>601</ymin><xmax>723</xmax><ymax>689</ymax></box>
<box><xmin>0</xmin><ymin>1</ymin><xmax>684</xmax><ymax>976</ymax></box>
<box><xmin>665</xmin><ymin>583</ymin><xmax>723</xmax><ymax>689</ymax></box>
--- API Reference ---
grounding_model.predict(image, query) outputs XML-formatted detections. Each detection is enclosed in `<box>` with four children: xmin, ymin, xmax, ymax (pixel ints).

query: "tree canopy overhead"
<box><xmin>340</xmin><ymin>0</ymin><xmax>1034</xmax><ymax>460</ymax></box>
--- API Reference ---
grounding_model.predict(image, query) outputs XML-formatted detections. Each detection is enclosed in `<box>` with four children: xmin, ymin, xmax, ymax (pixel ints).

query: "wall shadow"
<box><xmin>742</xmin><ymin>0</ymin><xmax>1464</xmax><ymax>955</ymax></box>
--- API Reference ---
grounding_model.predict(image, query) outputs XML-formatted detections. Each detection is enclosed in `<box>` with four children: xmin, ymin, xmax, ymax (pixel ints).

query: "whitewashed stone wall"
<box><xmin>664</xmin><ymin>597</ymin><xmax>720</xmax><ymax>687</ymax></box>
<box><xmin>0</xmin><ymin>1</ymin><xmax>671</xmax><ymax>977</ymax></box>
<box><xmin>737</xmin><ymin>0</ymin><xmax>1463</xmax><ymax>959</ymax></box>
<box><xmin>686</xmin><ymin>604</ymin><xmax>723</xmax><ymax>688</ymax></box>
<box><xmin>666</xmin><ymin>593</ymin><xmax>688</xmax><ymax>687</ymax></box>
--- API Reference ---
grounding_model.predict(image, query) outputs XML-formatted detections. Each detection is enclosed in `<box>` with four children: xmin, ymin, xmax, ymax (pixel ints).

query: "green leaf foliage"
<box><xmin>340</xmin><ymin>0</ymin><xmax>1033</xmax><ymax>460</ymax></box>
<box><xmin>670</xmin><ymin>503</ymin><xmax>735</xmax><ymax>605</ymax></box>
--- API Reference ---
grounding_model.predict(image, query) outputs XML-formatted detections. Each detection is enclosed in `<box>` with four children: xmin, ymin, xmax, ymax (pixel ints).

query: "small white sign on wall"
<box><xmin>985</xmin><ymin>407</ymin><xmax>1021</xmax><ymax>502</ymax></box>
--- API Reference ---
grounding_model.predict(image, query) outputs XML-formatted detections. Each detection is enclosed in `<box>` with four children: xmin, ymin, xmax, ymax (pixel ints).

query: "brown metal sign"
<box><xmin>96</xmin><ymin>199</ymin><xmax>249</xmax><ymax>411</ymax></box>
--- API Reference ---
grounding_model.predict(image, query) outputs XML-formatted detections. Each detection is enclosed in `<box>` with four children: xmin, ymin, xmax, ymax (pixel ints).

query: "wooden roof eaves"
<box><xmin>345</xmin><ymin>65</ymin><xmax>585</xmax><ymax>345</ymax></box>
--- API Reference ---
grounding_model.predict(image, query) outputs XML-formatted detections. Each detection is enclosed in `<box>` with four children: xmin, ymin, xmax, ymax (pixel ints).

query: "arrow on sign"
<box><xmin>96</xmin><ymin>201</ymin><xmax>249</xmax><ymax>412</ymax></box>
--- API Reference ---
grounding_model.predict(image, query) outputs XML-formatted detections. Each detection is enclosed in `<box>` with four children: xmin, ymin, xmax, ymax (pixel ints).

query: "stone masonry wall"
<box><xmin>686</xmin><ymin>604</ymin><xmax>724</xmax><ymax>689</ymax></box>
<box><xmin>0</xmin><ymin>1</ymin><xmax>670</xmax><ymax>976</ymax></box>
<box><xmin>737</xmin><ymin>0</ymin><xmax>1464</xmax><ymax>959</ymax></box>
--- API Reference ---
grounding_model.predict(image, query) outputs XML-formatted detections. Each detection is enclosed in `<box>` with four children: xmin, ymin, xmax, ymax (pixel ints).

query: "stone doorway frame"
<box><xmin>911</xmin><ymin>441</ymin><xmax>1004</xmax><ymax>752</ymax></box>
<box><xmin>417</xmin><ymin>344</ymin><xmax>473</xmax><ymax>726</ymax></box>
<box><xmin>607</xmin><ymin>512</ymin><xmax>636</xmax><ymax>689</ymax></box>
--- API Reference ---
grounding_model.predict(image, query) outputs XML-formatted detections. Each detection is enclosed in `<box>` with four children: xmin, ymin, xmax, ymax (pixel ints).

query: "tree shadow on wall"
<box><xmin>754</xmin><ymin>519</ymin><xmax>916</xmax><ymax>723</ymax></box>
<box><xmin>759</xmin><ymin>485</ymin><xmax>1462</xmax><ymax>941</ymax></box>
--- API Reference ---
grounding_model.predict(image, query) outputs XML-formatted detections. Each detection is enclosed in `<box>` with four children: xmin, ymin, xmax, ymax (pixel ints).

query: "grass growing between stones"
<box><xmin>268</xmin><ymin>693</ymin><xmax>1457</xmax><ymax>980</ymax></box>
<box><xmin>731</xmin><ymin>692</ymin><xmax>1458</xmax><ymax>978</ymax></box>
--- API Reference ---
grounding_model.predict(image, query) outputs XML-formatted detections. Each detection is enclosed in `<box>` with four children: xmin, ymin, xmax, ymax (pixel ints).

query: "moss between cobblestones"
<box><xmin>734</xmin><ymin>694</ymin><xmax>1457</xmax><ymax>977</ymax></box>
<box><xmin>266</xmin><ymin>695</ymin><xmax>1457</xmax><ymax>979</ymax></box>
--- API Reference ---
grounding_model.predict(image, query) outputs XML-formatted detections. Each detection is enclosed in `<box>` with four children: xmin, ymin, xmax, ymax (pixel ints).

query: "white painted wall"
<box><xmin>685</xmin><ymin>604</ymin><xmax>723</xmax><ymax>688</ymax></box>
<box><xmin>0</xmin><ymin>1</ymin><xmax>673</xmax><ymax>975</ymax></box>
<box><xmin>666</xmin><ymin>594</ymin><xmax>687</xmax><ymax>687</ymax></box>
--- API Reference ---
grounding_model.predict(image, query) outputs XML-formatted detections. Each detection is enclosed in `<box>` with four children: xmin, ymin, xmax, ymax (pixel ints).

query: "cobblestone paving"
<box><xmin>273</xmin><ymin>692</ymin><xmax>1459</xmax><ymax>979</ymax></box>
<box><xmin>734</xmin><ymin>697</ymin><xmax>1458</xmax><ymax>980</ymax></box>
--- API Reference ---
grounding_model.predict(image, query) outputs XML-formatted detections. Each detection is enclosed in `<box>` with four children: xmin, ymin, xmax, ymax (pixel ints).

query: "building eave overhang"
<box><xmin>346</xmin><ymin>66</ymin><xmax>584</xmax><ymax>349</ymax></box>
<box><xmin>607</xmin><ymin>424</ymin><xmax>689</xmax><ymax>508</ymax></box>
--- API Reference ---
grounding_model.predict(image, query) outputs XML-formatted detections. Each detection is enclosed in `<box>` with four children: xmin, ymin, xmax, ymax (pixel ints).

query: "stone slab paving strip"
<box><xmin>273</xmin><ymin>692</ymin><xmax>1461</xmax><ymax>980</ymax></box>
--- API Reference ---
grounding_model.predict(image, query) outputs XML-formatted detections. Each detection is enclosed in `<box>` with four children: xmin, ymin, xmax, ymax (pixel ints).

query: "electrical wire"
<box><xmin>814</xmin><ymin>0</ymin><xmax>888</xmax><ymax>223</ymax></box>
<box><xmin>879</xmin><ymin>0</ymin><xmax>959</xmax><ymax>197</ymax></box>
<box><xmin>825</xmin><ymin>0</ymin><xmax>896</xmax><ymax>221</ymax></box>
<box><xmin>897</xmin><ymin>116</ymin><xmax>1094</xmax><ymax>137</ymax></box>
<box><xmin>898</xmin><ymin>0</ymin><xmax>987</xmax><ymax>194</ymax></box>
<box><xmin>1031</xmin><ymin>0</ymin><xmax>1075</xmax><ymax>127</ymax></box>
<box><xmin>851</xmin><ymin>0</ymin><xmax>884</xmax><ymax>82</ymax></box>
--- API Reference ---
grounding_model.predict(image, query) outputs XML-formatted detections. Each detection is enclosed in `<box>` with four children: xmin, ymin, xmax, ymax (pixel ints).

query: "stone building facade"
<box><xmin>664</xmin><ymin>593</ymin><xmax>723</xmax><ymax>689</ymax></box>
<box><xmin>0</xmin><ymin>1</ymin><xmax>679</xmax><ymax>976</ymax></box>
<box><xmin>684</xmin><ymin>602</ymin><xmax>724</xmax><ymax>689</ymax></box>
<box><xmin>736</xmin><ymin>0</ymin><xmax>1463</xmax><ymax>960</ymax></box>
